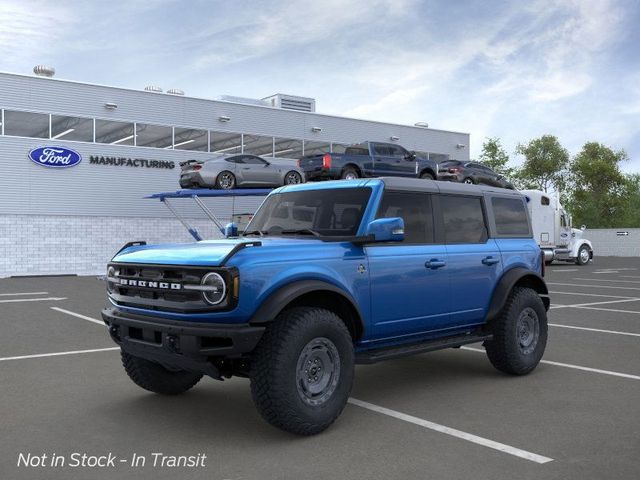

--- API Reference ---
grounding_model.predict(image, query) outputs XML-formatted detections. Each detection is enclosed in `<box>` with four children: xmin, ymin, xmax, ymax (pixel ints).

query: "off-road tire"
<box><xmin>341</xmin><ymin>167</ymin><xmax>359</xmax><ymax>180</ymax></box>
<box><xmin>216</xmin><ymin>171</ymin><xmax>236</xmax><ymax>189</ymax></box>
<box><xmin>576</xmin><ymin>245</ymin><xmax>590</xmax><ymax>265</ymax></box>
<box><xmin>121</xmin><ymin>350</ymin><xmax>202</xmax><ymax>395</ymax></box>
<box><xmin>420</xmin><ymin>171</ymin><xmax>435</xmax><ymax>180</ymax></box>
<box><xmin>484</xmin><ymin>287</ymin><xmax>547</xmax><ymax>375</ymax></box>
<box><xmin>250</xmin><ymin>307</ymin><xmax>354</xmax><ymax>435</ymax></box>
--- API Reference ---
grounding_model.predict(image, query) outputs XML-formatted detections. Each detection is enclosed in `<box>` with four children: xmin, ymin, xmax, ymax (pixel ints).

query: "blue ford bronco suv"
<box><xmin>102</xmin><ymin>178</ymin><xmax>550</xmax><ymax>435</ymax></box>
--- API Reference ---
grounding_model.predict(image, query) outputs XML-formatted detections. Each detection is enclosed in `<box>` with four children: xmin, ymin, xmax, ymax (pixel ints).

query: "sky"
<box><xmin>1</xmin><ymin>0</ymin><xmax>639</xmax><ymax>171</ymax></box>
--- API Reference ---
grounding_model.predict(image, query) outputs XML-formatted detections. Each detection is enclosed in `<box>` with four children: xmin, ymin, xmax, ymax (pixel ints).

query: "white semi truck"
<box><xmin>521</xmin><ymin>190</ymin><xmax>593</xmax><ymax>265</ymax></box>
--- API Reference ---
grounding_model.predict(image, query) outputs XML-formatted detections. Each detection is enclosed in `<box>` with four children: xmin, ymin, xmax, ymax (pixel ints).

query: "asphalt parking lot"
<box><xmin>1</xmin><ymin>257</ymin><xmax>639</xmax><ymax>480</ymax></box>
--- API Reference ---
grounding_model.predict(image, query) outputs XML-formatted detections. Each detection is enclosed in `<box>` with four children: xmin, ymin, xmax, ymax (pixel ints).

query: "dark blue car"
<box><xmin>102</xmin><ymin>178</ymin><xmax>549</xmax><ymax>435</ymax></box>
<box><xmin>298</xmin><ymin>141</ymin><xmax>439</xmax><ymax>181</ymax></box>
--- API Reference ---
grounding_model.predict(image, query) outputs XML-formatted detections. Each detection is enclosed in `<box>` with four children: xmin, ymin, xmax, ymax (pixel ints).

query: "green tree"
<box><xmin>515</xmin><ymin>135</ymin><xmax>569</xmax><ymax>192</ymax></box>
<box><xmin>568</xmin><ymin>142</ymin><xmax>630</xmax><ymax>228</ymax></box>
<box><xmin>478</xmin><ymin>137</ymin><xmax>515</xmax><ymax>178</ymax></box>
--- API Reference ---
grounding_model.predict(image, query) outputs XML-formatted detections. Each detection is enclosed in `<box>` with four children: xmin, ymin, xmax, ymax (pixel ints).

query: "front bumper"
<box><xmin>102</xmin><ymin>307</ymin><xmax>265</xmax><ymax>378</ymax></box>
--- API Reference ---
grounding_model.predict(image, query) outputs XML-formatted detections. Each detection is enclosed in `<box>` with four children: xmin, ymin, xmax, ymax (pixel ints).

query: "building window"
<box><xmin>95</xmin><ymin>119</ymin><xmax>134</xmax><ymax>145</ymax></box>
<box><xmin>51</xmin><ymin>115</ymin><xmax>93</xmax><ymax>142</ymax></box>
<box><xmin>210</xmin><ymin>131</ymin><xmax>243</xmax><ymax>154</ymax></box>
<box><xmin>173</xmin><ymin>127</ymin><xmax>208</xmax><ymax>151</ymax></box>
<box><xmin>273</xmin><ymin>137</ymin><xmax>303</xmax><ymax>159</ymax></box>
<box><xmin>304</xmin><ymin>140</ymin><xmax>330</xmax><ymax>156</ymax></box>
<box><xmin>135</xmin><ymin>123</ymin><xmax>172</xmax><ymax>149</ymax></box>
<box><xmin>244</xmin><ymin>134</ymin><xmax>274</xmax><ymax>156</ymax></box>
<box><xmin>4</xmin><ymin>110</ymin><xmax>49</xmax><ymax>138</ymax></box>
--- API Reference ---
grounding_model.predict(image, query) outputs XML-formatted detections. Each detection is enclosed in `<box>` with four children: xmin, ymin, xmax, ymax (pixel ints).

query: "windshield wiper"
<box><xmin>280</xmin><ymin>229</ymin><xmax>322</xmax><ymax>237</ymax></box>
<box><xmin>242</xmin><ymin>230</ymin><xmax>266</xmax><ymax>237</ymax></box>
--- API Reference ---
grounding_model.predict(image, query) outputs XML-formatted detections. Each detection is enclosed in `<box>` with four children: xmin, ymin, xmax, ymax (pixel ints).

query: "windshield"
<box><xmin>244</xmin><ymin>187</ymin><xmax>372</xmax><ymax>237</ymax></box>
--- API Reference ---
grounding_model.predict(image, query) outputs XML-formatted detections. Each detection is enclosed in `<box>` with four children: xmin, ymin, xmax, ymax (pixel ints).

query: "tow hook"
<box><xmin>108</xmin><ymin>325</ymin><xmax>120</xmax><ymax>342</ymax></box>
<box><xmin>166</xmin><ymin>334</ymin><xmax>180</xmax><ymax>353</ymax></box>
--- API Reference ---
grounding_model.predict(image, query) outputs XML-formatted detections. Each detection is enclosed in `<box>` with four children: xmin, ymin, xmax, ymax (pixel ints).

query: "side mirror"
<box><xmin>404</xmin><ymin>152</ymin><xmax>416</xmax><ymax>160</ymax></box>
<box><xmin>581</xmin><ymin>224</ymin><xmax>586</xmax><ymax>231</ymax></box>
<box><xmin>364</xmin><ymin>217</ymin><xmax>404</xmax><ymax>242</ymax></box>
<box><xmin>224</xmin><ymin>223</ymin><xmax>238</xmax><ymax>238</ymax></box>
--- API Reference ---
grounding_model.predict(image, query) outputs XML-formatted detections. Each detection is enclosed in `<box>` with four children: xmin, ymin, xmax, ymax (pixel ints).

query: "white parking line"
<box><xmin>348</xmin><ymin>398</ymin><xmax>553</xmax><ymax>464</ymax></box>
<box><xmin>0</xmin><ymin>347</ymin><xmax>119</xmax><ymax>362</ymax></box>
<box><xmin>547</xmin><ymin>282</ymin><xmax>640</xmax><ymax>291</ymax></box>
<box><xmin>550</xmin><ymin>291</ymin><xmax>639</xmax><ymax>299</ymax></box>
<box><xmin>572</xmin><ymin>306</ymin><xmax>640</xmax><ymax>315</ymax></box>
<box><xmin>621</xmin><ymin>275</ymin><xmax>640</xmax><ymax>279</ymax></box>
<box><xmin>51</xmin><ymin>307</ymin><xmax>105</xmax><ymax>326</ymax></box>
<box><xmin>573</xmin><ymin>278</ymin><xmax>640</xmax><ymax>284</ymax></box>
<box><xmin>549</xmin><ymin>323</ymin><xmax>640</xmax><ymax>337</ymax></box>
<box><xmin>0</xmin><ymin>291</ymin><xmax>49</xmax><ymax>296</ymax></box>
<box><xmin>0</xmin><ymin>297</ymin><xmax>67</xmax><ymax>304</ymax></box>
<box><xmin>461</xmin><ymin>347</ymin><xmax>640</xmax><ymax>380</ymax></box>
<box><xmin>549</xmin><ymin>269</ymin><xmax>579</xmax><ymax>272</ymax></box>
<box><xmin>549</xmin><ymin>298</ymin><xmax>640</xmax><ymax>310</ymax></box>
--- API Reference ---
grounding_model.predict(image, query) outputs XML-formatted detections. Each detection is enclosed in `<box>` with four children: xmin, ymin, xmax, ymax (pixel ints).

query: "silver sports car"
<box><xmin>179</xmin><ymin>154</ymin><xmax>305</xmax><ymax>189</ymax></box>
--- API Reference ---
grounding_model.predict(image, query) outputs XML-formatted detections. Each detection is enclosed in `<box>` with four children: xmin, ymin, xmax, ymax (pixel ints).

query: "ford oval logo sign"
<box><xmin>28</xmin><ymin>146</ymin><xmax>82</xmax><ymax>168</ymax></box>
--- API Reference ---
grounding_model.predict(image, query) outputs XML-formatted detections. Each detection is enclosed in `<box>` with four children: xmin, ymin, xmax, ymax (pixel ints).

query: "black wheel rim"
<box><xmin>219</xmin><ymin>173</ymin><xmax>234</xmax><ymax>189</ymax></box>
<box><xmin>286</xmin><ymin>172</ymin><xmax>301</xmax><ymax>184</ymax></box>
<box><xmin>516</xmin><ymin>307</ymin><xmax>540</xmax><ymax>355</ymax></box>
<box><xmin>295</xmin><ymin>337</ymin><xmax>341</xmax><ymax>407</ymax></box>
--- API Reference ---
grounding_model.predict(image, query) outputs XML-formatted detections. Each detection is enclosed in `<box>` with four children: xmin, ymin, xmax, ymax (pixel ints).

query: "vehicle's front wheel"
<box><xmin>121</xmin><ymin>351</ymin><xmax>202</xmax><ymax>395</ymax></box>
<box><xmin>576</xmin><ymin>245</ymin><xmax>591</xmax><ymax>265</ymax></box>
<box><xmin>484</xmin><ymin>287</ymin><xmax>547</xmax><ymax>375</ymax></box>
<box><xmin>216</xmin><ymin>171</ymin><xmax>236</xmax><ymax>189</ymax></box>
<box><xmin>341</xmin><ymin>167</ymin><xmax>359</xmax><ymax>180</ymax></box>
<box><xmin>420</xmin><ymin>171</ymin><xmax>435</xmax><ymax>180</ymax></box>
<box><xmin>284</xmin><ymin>171</ymin><xmax>303</xmax><ymax>185</ymax></box>
<box><xmin>250</xmin><ymin>307</ymin><xmax>354</xmax><ymax>435</ymax></box>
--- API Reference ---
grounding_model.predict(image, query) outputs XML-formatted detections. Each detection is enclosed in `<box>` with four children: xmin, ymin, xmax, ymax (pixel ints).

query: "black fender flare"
<box><xmin>485</xmin><ymin>268</ymin><xmax>549</xmax><ymax>322</ymax></box>
<box><xmin>249</xmin><ymin>280</ymin><xmax>365</xmax><ymax>335</ymax></box>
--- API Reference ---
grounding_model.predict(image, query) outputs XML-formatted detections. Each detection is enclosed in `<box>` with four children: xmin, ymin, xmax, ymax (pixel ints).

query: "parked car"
<box><xmin>298</xmin><ymin>141</ymin><xmax>438</xmax><ymax>181</ymax></box>
<box><xmin>103</xmin><ymin>177</ymin><xmax>549</xmax><ymax>435</ymax></box>
<box><xmin>179</xmin><ymin>155</ymin><xmax>305</xmax><ymax>189</ymax></box>
<box><xmin>438</xmin><ymin>160</ymin><xmax>515</xmax><ymax>189</ymax></box>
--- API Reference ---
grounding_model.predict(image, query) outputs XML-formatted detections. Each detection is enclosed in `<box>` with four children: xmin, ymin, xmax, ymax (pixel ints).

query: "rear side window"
<box><xmin>492</xmin><ymin>197</ymin><xmax>530</xmax><ymax>236</ymax></box>
<box><xmin>376</xmin><ymin>192</ymin><xmax>434</xmax><ymax>244</ymax></box>
<box><xmin>345</xmin><ymin>147</ymin><xmax>369</xmax><ymax>156</ymax></box>
<box><xmin>441</xmin><ymin>196</ymin><xmax>487</xmax><ymax>244</ymax></box>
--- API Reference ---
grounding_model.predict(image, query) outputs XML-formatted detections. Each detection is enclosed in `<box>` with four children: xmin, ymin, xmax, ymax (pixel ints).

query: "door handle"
<box><xmin>425</xmin><ymin>259</ymin><xmax>446</xmax><ymax>269</ymax></box>
<box><xmin>482</xmin><ymin>256</ymin><xmax>500</xmax><ymax>266</ymax></box>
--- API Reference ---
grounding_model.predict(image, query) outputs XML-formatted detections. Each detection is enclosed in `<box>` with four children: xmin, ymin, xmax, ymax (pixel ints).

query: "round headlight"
<box><xmin>201</xmin><ymin>272</ymin><xmax>226</xmax><ymax>305</ymax></box>
<box><xmin>106</xmin><ymin>266</ymin><xmax>116</xmax><ymax>293</ymax></box>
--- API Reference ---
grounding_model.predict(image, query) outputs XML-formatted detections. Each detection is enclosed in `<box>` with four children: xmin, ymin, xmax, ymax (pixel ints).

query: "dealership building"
<box><xmin>0</xmin><ymin>68</ymin><xmax>470</xmax><ymax>277</ymax></box>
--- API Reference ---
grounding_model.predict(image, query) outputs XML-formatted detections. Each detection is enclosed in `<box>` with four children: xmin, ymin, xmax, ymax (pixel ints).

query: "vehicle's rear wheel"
<box><xmin>121</xmin><ymin>351</ymin><xmax>202</xmax><ymax>395</ymax></box>
<box><xmin>341</xmin><ymin>167</ymin><xmax>359</xmax><ymax>180</ymax></box>
<box><xmin>463</xmin><ymin>177</ymin><xmax>475</xmax><ymax>184</ymax></box>
<box><xmin>216</xmin><ymin>171</ymin><xmax>236</xmax><ymax>189</ymax></box>
<box><xmin>484</xmin><ymin>287</ymin><xmax>547</xmax><ymax>375</ymax></box>
<box><xmin>284</xmin><ymin>171</ymin><xmax>303</xmax><ymax>185</ymax></box>
<box><xmin>250</xmin><ymin>307</ymin><xmax>354</xmax><ymax>435</ymax></box>
<box><xmin>420</xmin><ymin>171</ymin><xmax>435</xmax><ymax>180</ymax></box>
<box><xmin>576</xmin><ymin>245</ymin><xmax>591</xmax><ymax>265</ymax></box>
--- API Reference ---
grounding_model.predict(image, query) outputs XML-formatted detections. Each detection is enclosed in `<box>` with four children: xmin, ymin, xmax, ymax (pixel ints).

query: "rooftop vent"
<box><xmin>263</xmin><ymin>94</ymin><xmax>316</xmax><ymax>112</ymax></box>
<box><xmin>144</xmin><ymin>85</ymin><xmax>163</xmax><ymax>93</ymax></box>
<box><xmin>33</xmin><ymin>65</ymin><xmax>55</xmax><ymax>77</ymax></box>
<box><xmin>167</xmin><ymin>88</ymin><xmax>184</xmax><ymax>96</ymax></box>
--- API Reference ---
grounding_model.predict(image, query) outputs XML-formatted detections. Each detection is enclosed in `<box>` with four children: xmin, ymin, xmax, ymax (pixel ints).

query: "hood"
<box><xmin>111</xmin><ymin>237</ymin><xmax>323</xmax><ymax>267</ymax></box>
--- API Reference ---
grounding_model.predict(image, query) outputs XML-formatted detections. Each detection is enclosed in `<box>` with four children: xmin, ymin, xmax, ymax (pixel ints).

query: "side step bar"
<box><xmin>355</xmin><ymin>333</ymin><xmax>492</xmax><ymax>365</ymax></box>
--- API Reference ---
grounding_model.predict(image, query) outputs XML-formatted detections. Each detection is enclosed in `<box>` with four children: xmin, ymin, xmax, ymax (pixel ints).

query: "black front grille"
<box><xmin>107</xmin><ymin>263</ymin><xmax>235</xmax><ymax>313</ymax></box>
